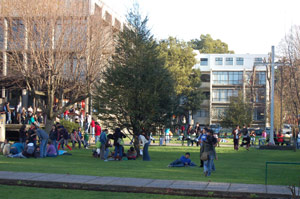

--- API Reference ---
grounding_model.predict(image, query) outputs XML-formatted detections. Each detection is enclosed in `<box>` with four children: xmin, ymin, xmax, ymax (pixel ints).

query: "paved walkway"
<box><xmin>0</xmin><ymin>171</ymin><xmax>295</xmax><ymax>198</ymax></box>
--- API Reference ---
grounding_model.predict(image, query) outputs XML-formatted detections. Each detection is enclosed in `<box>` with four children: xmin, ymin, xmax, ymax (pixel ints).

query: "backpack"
<box><xmin>26</xmin><ymin>144</ymin><xmax>35</xmax><ymax>155</ymax></box>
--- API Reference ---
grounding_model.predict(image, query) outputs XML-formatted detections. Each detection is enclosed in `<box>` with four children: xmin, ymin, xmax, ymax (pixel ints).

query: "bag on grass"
<box><xmin>26</xmin><ymin>143</ymin><xmax>35</xmax><ymax>155</ymax></box>
<box><xmin>200</xmin><ymin>152</ymin><xmax>208</xmax><ymax>161</ymax></box>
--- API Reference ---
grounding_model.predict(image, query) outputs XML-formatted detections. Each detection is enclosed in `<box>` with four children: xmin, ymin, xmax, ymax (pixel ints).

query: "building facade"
<box><xmin>0</xmin><ymin>0</ymin><xmax>123</xmax><ymax>110</ymax></box>
<box><xmin>193</xmin><ymin>53</ymin><xmax>270</xmax><ymax>128</ymax></box>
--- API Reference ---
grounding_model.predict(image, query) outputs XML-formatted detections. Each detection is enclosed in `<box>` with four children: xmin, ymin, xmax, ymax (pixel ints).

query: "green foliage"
<box><xmin>191</xmin><ymin>34</ymin><xmax>234</xmax><ymax>54</ymax></box>
<box><xmin>60</xmin><ymin>119</ymin><xmax>79</xmax><ymax>133</ymax></box>
<box><xmin>158</xmin><ymin>37</ymin><xmax>203</xmax><ymax>112</ymax></box>
<box><xmin>93</xmin><ymin>7</ymin><xmax>175</xmax><ymax>135</ymax></box>
<box><xmin>221</xmin><ymin>93</ymin><xmax>253</xmax><ymax>128</ymax></box>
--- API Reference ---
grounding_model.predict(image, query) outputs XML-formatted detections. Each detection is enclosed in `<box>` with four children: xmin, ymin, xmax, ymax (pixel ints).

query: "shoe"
<box><xmin>204</xmin><ymin>171</ymin><xmax>208</xmax><ymax>177</ymax></box>
<box><xmin>104</xmin><ymin>159</ymin><xmax>108</xmax><ymax>162</ymax></box>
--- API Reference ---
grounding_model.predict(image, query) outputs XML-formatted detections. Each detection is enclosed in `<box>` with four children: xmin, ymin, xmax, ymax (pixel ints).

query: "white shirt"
<box><xmin>139</xmin><ymin>135</ymin><xmax>149</xmax><ymax>147</ymax></box>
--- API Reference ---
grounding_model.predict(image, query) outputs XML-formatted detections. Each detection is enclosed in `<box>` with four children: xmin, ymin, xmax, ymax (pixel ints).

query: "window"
<box><xmin>198</xmin><ymin>109</ymin><xmax>209</xmax><ymax>117</ymax></box>
<box><xmin>212</xmin><ymin>71</ymin><xmax>243</xmax><ymax>85</ymax></box>
<box><xmin>200</xmin><ymin>74</ymin><xmax>210</xmax><ymax>82</ymax></box>
<box><xmin>8</xmin><ymin>19</ymin><xmax>25</xmax><ymax>50</ymax></box>
<box><xmin>253</xmin><ymin>107</ymin><xmax>265</xmax><ymax>121</ymax></box>
<box><xmin>215</xmin><ymin>57</ymin><xmax>223</xmax><ymax>65</ymax></box>
<box><xmin>255</xmin><ymin>72</ymin><xmax>266</xmax><ymax>85</ymax></box>
<box><xmin>236</xmin><ymin>57</ymin><xmax>244</xmax><ymax>65</ymax></box>
<box><xmin>212</xmin><ymin>89</ymin><xmax>238</xmax><ymax>102</ymax></box>
<box><xmin>225</xmin><ymin>57</ymin><xmax>233</xmax><ymax>65</ymax></box>
<box><xmin>200</xmin><ymin>58</ymin><xmax>208</xmax><ymax>66</ymax></box>
<box><xmin>0</xmin><ymin>19</ymin><xmax>3</xmax><ymax>49</ymax></box>
<box><xmin>254</xmin><ymin>57</ymin><xmax>263</xmax><ymax>64</ymax></box>
<box><xmin>212</xmin><ymin>107</ymin><xmax>226</xmax><ymax>119</ymax></box>
<box><xmin>203</xmin><ymin>91</ymin><xmax>210</xmax><ymax>100</ymax></box>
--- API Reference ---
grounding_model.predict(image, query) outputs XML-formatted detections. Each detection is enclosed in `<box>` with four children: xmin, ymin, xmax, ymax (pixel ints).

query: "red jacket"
<box><xmin>91</xmin><ymin>120</ymin><xmax>95</xmax><ymax>127</ymax></box>
<box><xmin>95</xmin><ymin>124</ymin><xmax>101</xmax><ymax>136</ymax></box>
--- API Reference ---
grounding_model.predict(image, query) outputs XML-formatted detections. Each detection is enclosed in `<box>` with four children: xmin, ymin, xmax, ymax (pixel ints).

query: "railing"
<box><xmin>265</xmin><ymin>161</ymin><xmax>300</xmax><ymax>185</ymax></box>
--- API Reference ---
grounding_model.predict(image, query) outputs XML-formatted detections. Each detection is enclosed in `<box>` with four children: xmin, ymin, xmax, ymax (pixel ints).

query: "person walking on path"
<box><xmin>99</xmin><ymin>129</ymin><xmax>108</xmax><ymax>160</ymax></box>
<box><xmin>233</xmin><ymin>125</ymin><xmax>240</xmax><ymax>150</ymax></box>
<box><xmin>113</xmin><ymin>128</ymin><xmax>126</xmax><ymax>161</ymax></box>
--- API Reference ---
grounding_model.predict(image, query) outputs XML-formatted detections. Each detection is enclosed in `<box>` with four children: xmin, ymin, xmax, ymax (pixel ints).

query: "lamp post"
<box><xmin>269</xmin><ymin>46</ymin><xmax>275</xmax><ymax>145</ymax></box>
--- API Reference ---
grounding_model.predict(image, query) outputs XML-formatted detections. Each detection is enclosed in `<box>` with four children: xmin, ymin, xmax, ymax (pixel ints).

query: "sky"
<box><xmin>102</xmin><ymin>0</ymin><xmax>300</xmax><ymax>54</ymax></box>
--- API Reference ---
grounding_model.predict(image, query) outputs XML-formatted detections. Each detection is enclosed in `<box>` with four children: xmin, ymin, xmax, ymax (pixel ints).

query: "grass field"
<box><xmin>0</xmin><ymin>185</ymin><xmax>219</xmax><ymax>199</ymax></box>
<box><xmin>0</xmin><ymin>145</ymin><xmax>299</xmax><ymax>186</ymax></box>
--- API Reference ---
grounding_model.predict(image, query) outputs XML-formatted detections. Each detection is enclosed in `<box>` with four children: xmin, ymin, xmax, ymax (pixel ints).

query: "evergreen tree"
<box><xmin>221</xmin><ymin>93</ymin><xmax>252</xmax><ymax>128</ymax></box>
<box><xmin>93</xmin><ymin>6</ymin><xmax>175</xmax><ymax>153</ymax></box>
<box><xmin>158</xmin><ymin>37</ymin><xmax>203</xmax><ymax>119</ymax></box>
<box><xmin>191</xmin><ymin>34</ymin><xmax>234</xmax><ymax>54</ymax></box>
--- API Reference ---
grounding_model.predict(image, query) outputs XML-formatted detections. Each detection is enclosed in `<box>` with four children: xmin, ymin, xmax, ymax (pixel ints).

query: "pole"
<box><xmin>270</xmin><ymin>46</ymin><xmax>275</xmax><ymax>145</ymax></box>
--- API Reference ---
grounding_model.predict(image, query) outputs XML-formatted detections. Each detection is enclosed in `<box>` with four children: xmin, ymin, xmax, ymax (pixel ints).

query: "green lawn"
<box><xmin>0</xmin><ymin>185</ymin><xmax>218</xmax><ymax>199</ymax></box>
<box><xmin>0</xmin><ymin>145</ymin><xmax>299</xmax><ymax>186</ymax></box>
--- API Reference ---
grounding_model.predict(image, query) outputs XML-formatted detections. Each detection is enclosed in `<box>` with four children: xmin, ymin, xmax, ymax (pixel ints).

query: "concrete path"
<box><xmin>0</xmin><ymin>171</ymin><xmax>295</xmax><ymax>198</ymax></box>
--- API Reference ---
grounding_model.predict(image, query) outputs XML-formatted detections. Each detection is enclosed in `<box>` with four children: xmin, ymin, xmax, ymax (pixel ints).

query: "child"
<box><xmin>127</xmin><ymin>146</ymin><xmax>137</xmax><ymax>160</ymax></box>
<box><xmin>168</xmin><ymin>152</ymin><xmax>197</xmax><ymax>167</ymax></box>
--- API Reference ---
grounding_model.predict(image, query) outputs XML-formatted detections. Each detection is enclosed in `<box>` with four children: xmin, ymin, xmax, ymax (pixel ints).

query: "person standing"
<box><xmin>139</xmin><ymin>132</ymin><xmax>151</xmax><ymax>161</ymax></box>
<box><xmin>49</xmin><ymin>125</ymin><xmax>58</xmax><ymax>155</ymax></box>
<box><xmin>95</xmin><ymin>122</ymin><xmax>101</xmax><ymax>144</ymax></box>
<box><xmin>91</xmin><ymin>119</ymin><xmax>96</xmax><ymax>139</ymax></box>
<box><xmin>85</xmin><ymin>113</ymin><xmax>91</xmax><ymax>133</ymax></box>
<box><xmin>240</xmin><ymin>125</ymin><xmax>250</xmax><ymax>150</ymax></box>
<box><xmin>34</xmin><ymin>126</ymin><xmax>49</xmax><ymax>158</ymax></box>
<box><xmin>99</xmin><ymin>129</ymin><xmax>108</xmax><ymax>160</ymax></box>
<box><xmin>233</xmin><ymin>125</ymin><xmax>240</xmax><ymax>150</ymax></box>
<box><xmin>16</xmin><ymin>101</ymin><xmax>22</xmax><ymax>124</ymax></box>
<box><xmin>198</xmin><ymin>128</ymin><xmax>208</xmax><ymax>167</ymax></box>
<box><xmin>201</xmin><ymin>130</ymin><xmax>217</xmax><ymax>177</ymax></box>
<box><xmin>4</xmin><ymin>102</ymin><xmax>11</xmax><ymax>124</ymax></box>
<box><xmin>113</xmin><ymin>128</ymin><xmax>126</xmax><ymax>161</ymax></box>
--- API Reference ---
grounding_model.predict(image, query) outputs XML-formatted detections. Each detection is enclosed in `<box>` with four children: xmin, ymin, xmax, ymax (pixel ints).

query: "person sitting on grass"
<box><xmin>0</xmin><ymin>139</ymin><xmax>11</xmax><ymax>156</ymax></box>
<box><xmin>168</xmin><ymin>152</ymin><xmax>197</xmax><ymax>167</ymax></box>
<box><xmin>127</xmin><ymin>146</ymin><xmax>137</xmax><ymax>160</ymax></box>
<box><xmin>8</xmin><ymin>142</ymin><xmax>36</xmax><ymax>158</ymax></box>
<box><xmin>46</xmin><ymin>141</ymin><xmax>57</xmax><ymax>157</ymax></box>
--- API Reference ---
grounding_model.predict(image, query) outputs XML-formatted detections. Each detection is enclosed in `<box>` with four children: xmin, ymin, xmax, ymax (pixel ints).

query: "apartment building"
<box><xmin>193</xmin><ymin>53</ymin><xmax>270</xmax><ymax>128</ymax></box>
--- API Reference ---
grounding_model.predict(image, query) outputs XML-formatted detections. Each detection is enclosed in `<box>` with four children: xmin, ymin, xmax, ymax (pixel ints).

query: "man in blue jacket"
<box><xmin>99</xmin><ymin>129</ymin><xmax>108</xmax><ymax>160</ymax></box>
<box><xmin>168</xmin><ymin>152</ymin><xmax>196</xmax><ymax>167</ymax></box>
<box><xmin>33</xmin><ymin>125</ymin><xmax>49</xmax><ymax>158</ymax></box>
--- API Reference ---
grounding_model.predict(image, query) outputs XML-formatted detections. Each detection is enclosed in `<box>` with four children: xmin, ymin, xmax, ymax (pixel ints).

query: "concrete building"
<box><xmin>0</xmin><ymin>0</ymin><xmax>124</xmax><ymax>110</ymax></box>
<box><xmin>193</xmin><ymin>53</ymin><xmax>270</xmax><ymax>128</ymax></box>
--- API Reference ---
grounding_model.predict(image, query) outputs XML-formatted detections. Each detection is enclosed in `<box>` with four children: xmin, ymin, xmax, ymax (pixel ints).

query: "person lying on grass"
<box><xmin>168</xmin><ymin>152</ymin><xmax>197</xmax><ymax>167</ymax></box>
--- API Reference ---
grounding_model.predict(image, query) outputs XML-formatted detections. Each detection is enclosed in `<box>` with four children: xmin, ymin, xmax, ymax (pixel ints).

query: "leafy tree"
<box><xmin>93</xmin><ymin>6</ymin><xmax>175</xmax><ymax>153</ymax></box>
<box><xmin>158</xmin><ymin>37</ymin><xmax>203</xmax><ymax>117</ymax></box>
<box><xmin>221</xmin><ymin>93</ymin><xmax>252</xmax><ymax>128</ymax></box>
<box><xmin>191</xmin><ymin>34</ymin><xmax>234</xmax><ymax>54</ymax></box>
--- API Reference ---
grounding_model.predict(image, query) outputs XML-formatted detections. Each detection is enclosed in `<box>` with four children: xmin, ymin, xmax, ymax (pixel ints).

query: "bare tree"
<box><xmin>0</xmin><ymin>0</ymin><xmax>116</xmax><ymax>130</ymax></box>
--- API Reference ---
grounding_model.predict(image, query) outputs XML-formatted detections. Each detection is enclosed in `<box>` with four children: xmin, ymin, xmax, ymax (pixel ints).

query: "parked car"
<box><xmin>282</xmin><ymin>124</ymin><xmax>292</xmax><ymax>134</ymax></box>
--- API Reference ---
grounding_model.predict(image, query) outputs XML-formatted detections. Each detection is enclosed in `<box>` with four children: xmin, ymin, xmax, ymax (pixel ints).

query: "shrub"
<box><xmin>60</xmin><ymin>119</ymin><xmax>80</xmax><ymax>133</ymax></box>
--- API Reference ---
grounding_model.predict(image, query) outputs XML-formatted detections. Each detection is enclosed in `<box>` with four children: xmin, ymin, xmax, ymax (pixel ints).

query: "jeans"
<box><xmin>6</xmin><ymin>112</ymin><xmax>11</xmax><ymax>124</ymax></box>
<box><xmin>40</xmin><ymin>139</ymin><xmax>48</xmax><ymax>158</ymax></box>
<box><xmin>85</xmin><ymin>123</ymin><xmax>90</xmax><ymax>133</ymax></box>
<box><xmin>100</xmin><ymin>144</ymin><xmax>106</xmax><ymax>160</ymax></box>
<box><xmin>51</xmin><ymin>140</ymin><xmax>58</xmax><ymax>155</ymax></box>
<box><xmin>169</xmin><ymin>159</ymin><xmax>196</xmax><ymax>167</ymax></box>
<box><xmin>143</xmin><ymin>142</ymin><xmax>151</xmax><ymax>161</ymax></box>
<box><xmin>259</xmin><ymin>138</ymin><xmax>266</xmax><ymax>146</ymax></box>
<box><xmin>95</xmin><ymin>136</ymin><xmax>99</xmax><ymax>144</ymax></box>
<box><xmin>114</xmin><ymin>145</ymin><xmax>123</xmax><ymax>159</ymax></box>
<box><xmin>9</xmin><ymin>152</ymin><xmax>26</xmax><ymax>158</ymax></box>
<box><xmin>204</xmin><ymin>154</ymin><xmax>215</xmax><ymax>176</ymax></box>
<box><xmin>104</xmin><ymin>148</ymin><xmax>110</xmax><ymax>159</ymax></box>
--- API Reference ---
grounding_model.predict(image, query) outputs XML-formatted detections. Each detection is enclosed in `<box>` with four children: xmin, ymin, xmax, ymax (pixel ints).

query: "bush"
<box><xmin>60</xmin><ymin>119</ymin><xmax>80</xmax><ymax>133</ymax></box>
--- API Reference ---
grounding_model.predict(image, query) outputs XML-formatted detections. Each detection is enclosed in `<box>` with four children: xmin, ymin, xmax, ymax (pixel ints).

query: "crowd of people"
<box><xmin>3</xmin><ymin>101</ymin><xmax>44</xmax><ymax>125</ymax></box>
